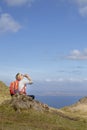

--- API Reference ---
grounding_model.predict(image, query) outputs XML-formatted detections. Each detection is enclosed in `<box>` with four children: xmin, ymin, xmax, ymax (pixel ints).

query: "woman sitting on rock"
<box><xmin>16</xmin><ymin>73</ymin><xmax>35</xmax><ymax>100</ymax></box>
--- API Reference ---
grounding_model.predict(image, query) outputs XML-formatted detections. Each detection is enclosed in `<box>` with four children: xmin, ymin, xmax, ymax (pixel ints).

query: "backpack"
<box><xmin>9</xmin><ymin>80</ymin><xmax>19</xmax><ymax>96</ymax></box>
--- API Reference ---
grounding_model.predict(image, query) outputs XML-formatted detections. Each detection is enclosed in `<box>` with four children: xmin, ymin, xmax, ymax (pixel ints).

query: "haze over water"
<box><xmin>27</xmin><ymin>81</ymin><xmax>87</xmax><ymax>108</ymax></box>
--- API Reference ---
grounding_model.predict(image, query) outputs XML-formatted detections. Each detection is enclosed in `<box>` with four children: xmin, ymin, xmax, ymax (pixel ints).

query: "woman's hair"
<box><xmin>15</xmin><ymin>73</ymin><xmax>20</xmax><ymax>80</ymax></box>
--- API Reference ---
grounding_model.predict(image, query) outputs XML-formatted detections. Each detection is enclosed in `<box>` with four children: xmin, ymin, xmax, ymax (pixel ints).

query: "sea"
<box><xmin>27</xmin><ymin>82</ymin><xmax>87</xmax><ymax>109</ymax></box>
<box><xmin>35</xmin><ymin>95</ymin><xmax>83</xmax><ymax>108</ymax></box>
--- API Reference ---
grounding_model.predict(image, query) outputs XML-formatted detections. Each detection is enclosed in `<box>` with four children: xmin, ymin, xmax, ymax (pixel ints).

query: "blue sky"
<box><xmin>0</xmin><ymin>0</ymin><xmax>87</xmax><ymax>96</ymax></box>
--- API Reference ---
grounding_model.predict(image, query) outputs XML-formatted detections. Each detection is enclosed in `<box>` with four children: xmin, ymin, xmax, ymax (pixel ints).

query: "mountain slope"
<box><xmin>61</xmin><ymin>97</ymin><xmax>87</xmax><ymax>119</ymax></box>
<box><xmin>0</xmin><ymin>81</ymin><xmax>87</xmax><ymax>130</ymax></box>
<box><xmin>0</xmin><ymin>81</ymin><xmax>11</xmax><ymax>103</ymax></box>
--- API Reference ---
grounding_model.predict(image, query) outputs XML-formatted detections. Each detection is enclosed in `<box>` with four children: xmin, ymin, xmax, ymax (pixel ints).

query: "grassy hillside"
<box><xmin>0</xmin><ymin>81</ymin><xmax>11</xmax><ymax>104</ymax></box>
<box><xmin>0</xmin><ymin>81</ymin><xmax>87</xmax><ymax>130</ymax></box>
<box><xmin>0</xmin><ymin>104</ymin><xmax>87</xmax><ymax>130</ymax></box>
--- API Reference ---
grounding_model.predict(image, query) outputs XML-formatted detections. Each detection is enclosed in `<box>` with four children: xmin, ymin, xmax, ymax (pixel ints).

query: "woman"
<box><xmin>16</xmin><ymin>73</ymin><xmax>35</xmax><ymax>99</ymax></box>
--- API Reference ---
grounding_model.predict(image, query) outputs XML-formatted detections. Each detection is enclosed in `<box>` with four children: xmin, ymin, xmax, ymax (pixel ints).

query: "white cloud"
<box><xmin>75</xmin><ymin>0</ymin><xmax>87</xmax><ymax>6</ymax></box>
<box><xmin>45</xmin><ymin>77</ymin><xmax>87</xmax><ymax>83</ymax></box>
<box><xmin>4</xmin><ymin>0</ymin><xmax>34</xmax><ymax>6</ymax></box>
<box><xmin>45</xmin><ymin>78</ymin><xmax>64</xmax><ymax>82</ymax></box>
<box><xmin>68</xmin><ymin>0</ymin><xmax>87</xmax><ymax>16</ymax></box>
<box><xmin>70</xmin><ymin>49</ymin><xmax>81</xmax><ymax>56</ymax></box>
<box><xmin>66</xmin><ymin>48</ymin><xmax>87</xmax><ymax>60</ymax></box>
<box><xmin>76</xmin><ymin>0</ymin><xmax>87</xmax><ymax>16</ymax></box>
<box><xmin>79</xmin><ymin>6</ymin><xmax>87</xmax><ymax>16</ymax></box>
<box><xmin>0</xmin><ymin>13</ymin><xmax>21</xmax><ymax>33</ymax></box>
<box><xmin>59</xmin><ymin>0</ymin><xmax>87</xmax><ymax>16</ymax></box>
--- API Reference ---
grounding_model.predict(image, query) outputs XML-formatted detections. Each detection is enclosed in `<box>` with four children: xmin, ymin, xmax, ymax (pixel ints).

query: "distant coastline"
<box><xmin>35</xmin><ymin>95</ymin><xmax>83</xmax><ymax>108</ymax></box>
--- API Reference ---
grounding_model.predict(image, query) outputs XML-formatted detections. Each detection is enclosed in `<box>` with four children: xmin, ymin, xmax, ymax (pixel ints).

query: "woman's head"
<box><xmin>15</xmin><ymin>73</ymin><xmax>24</xmax><ymax>81</ymax></box>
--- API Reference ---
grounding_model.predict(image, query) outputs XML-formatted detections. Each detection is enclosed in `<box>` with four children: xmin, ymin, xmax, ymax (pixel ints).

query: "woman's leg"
<box><xmin>28</xmin><ymin>95</ymin><xmax>35</xmax><ymax>99</ymax></box>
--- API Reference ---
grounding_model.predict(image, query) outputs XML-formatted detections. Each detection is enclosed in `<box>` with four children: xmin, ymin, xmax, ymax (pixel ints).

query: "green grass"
<box><xmin>0</xmin><ymin>104</ymin><xmax>87</xmax><ymax>130</ymax></box>
<box><xmin>0</xmin><ymin>81</ymin><xmax>87</xmax><ymax>130</ymax></box>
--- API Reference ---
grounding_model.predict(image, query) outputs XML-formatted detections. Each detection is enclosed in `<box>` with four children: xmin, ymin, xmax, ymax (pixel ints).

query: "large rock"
<box><xmin>5</xmin><ymin>94</ymin><xmax>49</xmax><ymax>112</ymax></box>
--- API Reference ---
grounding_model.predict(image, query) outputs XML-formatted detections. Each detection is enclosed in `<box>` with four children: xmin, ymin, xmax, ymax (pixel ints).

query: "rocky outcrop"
<box><xmin>3</xmin><ymin>94</ymin><xmax>49</xmax><ymax>112</ymax></box>
<box><xmin>78</xmin><ymin>96</ymin><xmax>87</xmax><ymax>104</ymax></box>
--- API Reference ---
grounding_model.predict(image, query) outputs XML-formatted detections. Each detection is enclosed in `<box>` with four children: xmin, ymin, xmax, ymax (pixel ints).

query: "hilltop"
<box><xmin>0</xmin><ymin>81</ymin><xmax>87</xmax><ymax>130</ymax></box>
<box><xmin>0</xmin><ymin>81</ymin><xmax>11</xmax><ymax>103</ymax></box>
<box><xmin>61</xmin><ymin>96</ymin><xmax>87</xmax><ymax>119</ymax></box>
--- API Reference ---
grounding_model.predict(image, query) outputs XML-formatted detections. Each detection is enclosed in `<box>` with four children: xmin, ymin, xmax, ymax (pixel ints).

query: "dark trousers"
<box><xmin>11</xmin><ymin>94</ymin><xmax>14</xmax><ymax>96</ymax></box>
<box><xmin>28</xmin><ymin>95</ymin><xmax>35</xmax><ymax>99</ymax></box>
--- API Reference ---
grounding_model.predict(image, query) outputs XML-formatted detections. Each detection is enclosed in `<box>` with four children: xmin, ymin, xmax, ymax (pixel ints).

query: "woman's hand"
<box><xmin>24</xmin><ymin>74</ymin><xmax>33</xmax><ymax>84</ymax></box>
